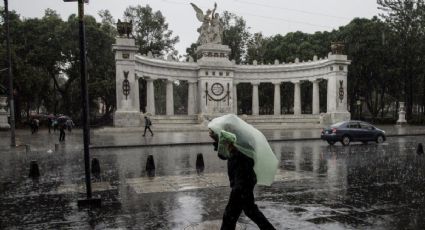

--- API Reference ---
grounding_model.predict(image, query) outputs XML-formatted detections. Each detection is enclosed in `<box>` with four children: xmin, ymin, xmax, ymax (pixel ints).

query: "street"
<box><xmin>1</xmin><ymin>130</ymin><xmax>425</xmax><ymax>229</ymax></box>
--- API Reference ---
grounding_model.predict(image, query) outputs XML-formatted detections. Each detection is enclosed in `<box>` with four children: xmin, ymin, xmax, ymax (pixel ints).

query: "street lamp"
<box><xmin>62</xmin><ymin>0</ymin><xmax>100</xmax><ymax>208</ymax></box>
<box><xmin>3</xmin><ymin>0</ymin><xmax>16</xmax><ymax>146</ymax></box>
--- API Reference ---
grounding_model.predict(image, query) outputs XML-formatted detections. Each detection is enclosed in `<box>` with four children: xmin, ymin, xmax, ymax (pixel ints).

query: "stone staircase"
<box><xmin>148</xmin><ymin>114</ymin><xmax>321</xmax><ymax>131</ymax></box>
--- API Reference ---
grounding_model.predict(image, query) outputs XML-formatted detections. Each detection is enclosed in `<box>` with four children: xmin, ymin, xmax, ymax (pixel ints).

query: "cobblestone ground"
<box><xmin>1</xmin><ymin>129</ymin><xmax>425</xmax><ymax>229</ymax></box>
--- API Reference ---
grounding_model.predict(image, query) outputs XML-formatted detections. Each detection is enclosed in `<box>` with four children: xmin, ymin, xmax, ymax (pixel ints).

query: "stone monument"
<box><xmin>0</xmin><ymin>96</ymin><xmax>10</xmax><ymax>130</ymax></box>
<box><xmin>191</xmin><ymin>3</ymin><xmax>235</xmax><ymax>118</ymax></box>
<box><xmin>396</xmin><ymin>102</ymin><xmax>407</xmax><ymax>125</ymax></box>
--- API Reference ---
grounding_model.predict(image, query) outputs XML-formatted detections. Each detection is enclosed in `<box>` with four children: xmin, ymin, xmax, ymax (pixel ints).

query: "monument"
<box><xmin>112</xmin><ymin>3</ymin><xmax>351</xmax><ymax>128</ymax></box>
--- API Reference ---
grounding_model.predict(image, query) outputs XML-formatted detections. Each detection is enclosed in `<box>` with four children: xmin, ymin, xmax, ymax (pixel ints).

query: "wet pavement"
<box><xmin>1</xmin><ymin>127</ymin><xmax>425</xmax><ymax>229</ymax></box>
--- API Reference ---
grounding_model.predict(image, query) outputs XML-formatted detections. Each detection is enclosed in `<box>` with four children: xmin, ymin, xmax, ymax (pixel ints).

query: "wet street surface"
<box><xmin>1</xmin><ymin>130</ymin><xmax>425</xmax><ymax>229</ymax></box>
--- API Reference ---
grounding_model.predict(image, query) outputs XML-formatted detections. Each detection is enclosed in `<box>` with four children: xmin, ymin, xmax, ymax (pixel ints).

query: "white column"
<box><xmin>187</xmin><ymin>81</ymin><xmax>195</xmax><ymax>115</ymax></box>
<box><xmin>146</xmin><ymin>78</ymin><xmax>155</xmax><ymax>115</ymax></box>
<box><xmin>273</xmin><ymin>82</ymin><xmax>281</xmax><ymax>115</ymax></box>
<box><xmin>233</xmin><ymin>83</ymin><xmax>238</xmax><ymax>114</ymax></box>
<box><xmin>293</xmin><ymin>81</ymin><xmax>301</xmax><ymax>115</ymax></box>
<box><xmin>252</xmin><ymin>82</ymin><xmax>259</xmax><ymax>115</ymax></box>
<box><xmin>327</xmin><ymin>77</ymin><xmax>336</xmax><ymax>112</ymax></box>
<box><xmin>166</xmin><ymin>79</ymin><xmax>174</xmax><ymax>115</ymax></box>
<box><xmin>312</xmin><ymin>79</ymin><xmax>320</xmax><ymax>114</ymax></box>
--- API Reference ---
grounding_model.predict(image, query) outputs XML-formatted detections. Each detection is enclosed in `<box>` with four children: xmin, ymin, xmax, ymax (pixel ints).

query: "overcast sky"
<box><xmin>6</xmin><ymin>0</ymin><xmax>380</xmax><ymax>55</ymax></box>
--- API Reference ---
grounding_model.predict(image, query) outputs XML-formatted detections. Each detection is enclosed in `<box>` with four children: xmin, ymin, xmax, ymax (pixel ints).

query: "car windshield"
<box><xmin>331</xmin><ymin>121</ymin><xmax>346</xmax><ymax>128</ymax></box>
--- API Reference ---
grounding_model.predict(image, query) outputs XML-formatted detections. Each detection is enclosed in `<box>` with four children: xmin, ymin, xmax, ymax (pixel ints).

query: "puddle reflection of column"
<box><xmin>312</xmin><ymin>144</ymin><xmax>321</xmax><ymax>177</ymax></box>
<box><xmin>272</xmin><ymin>143</ymin><xmax>282</xmax><ymax>164</ymax></box>
<box><xmin>294</xmin><ymin>142</ymin><xmax>302</xmax><ymax>172</ymax></box>
<box><xmin>326</xmin><ymin>149</ymin><xmax>347</xmax><ymax>198</ymax></box>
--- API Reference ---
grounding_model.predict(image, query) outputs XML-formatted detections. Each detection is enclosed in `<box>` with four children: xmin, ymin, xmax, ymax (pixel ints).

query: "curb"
<box><xmin>89</xmin><ymin>133</ymin><xmax>425</xmax><ymax>150</ymax></box>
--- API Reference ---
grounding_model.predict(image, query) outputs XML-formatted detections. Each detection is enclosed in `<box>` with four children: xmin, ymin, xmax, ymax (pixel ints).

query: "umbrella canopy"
<box><xmin>57</xmin><ymin>115</ymin><xmax>71</xmax><ymax>123</ymax></box>
<box><xmin>208</xmin><ymin>114</ymin><xmax>278</xmax><ymax>186</ymax></box>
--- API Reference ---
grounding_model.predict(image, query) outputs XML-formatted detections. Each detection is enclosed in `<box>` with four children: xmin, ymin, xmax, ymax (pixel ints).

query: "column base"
<box><xmin>114</xmin><ymin>111</ymin><xmax>141</xmax><ymax>127</ymax></box>
<box><xmin>320</xmin><ymin>111</ymin><xmax>351</xmax><ymax>126</ymax></box>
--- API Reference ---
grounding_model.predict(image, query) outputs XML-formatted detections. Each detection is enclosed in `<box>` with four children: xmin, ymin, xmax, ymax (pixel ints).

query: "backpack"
<box><xmin>148</xmin><ymin>119</ymin><xmax>152</xmax><ymax>126</ymax></box>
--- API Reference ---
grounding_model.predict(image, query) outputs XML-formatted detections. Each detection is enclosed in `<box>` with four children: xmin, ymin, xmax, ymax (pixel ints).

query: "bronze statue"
<box><xmin>117</xmin><ymin>19</ymin><xmax>133</xmax><ymax>38</ymax></box>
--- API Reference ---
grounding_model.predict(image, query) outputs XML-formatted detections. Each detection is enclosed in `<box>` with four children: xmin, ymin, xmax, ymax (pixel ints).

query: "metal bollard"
<box><xmin>196</xmin><ymin>153</ymin><xmax>205</xmax><ymax>174</ymax></box>
<box><xmin>146</xmin><ymin>155</ymin><xmax>155</xmax><ymax>177</ymax></box>
<box><xmin>55</xmin><ymin>144</ymin><xmax>59</xmax><ymax>152</ymax></box>
<box><xmin>29</xmin><ymin>161</ymin><xmax>40</xmax><ymax>178</ymax></box>
<box><xmin>91</xmin><ymin>158</ymin><xmax>101</xmax><ymax>178</ymax></box>
<box><xmin>417</xmin><ymin>143</ymin><xmax>424</xmax><ymax>155</ymax></box>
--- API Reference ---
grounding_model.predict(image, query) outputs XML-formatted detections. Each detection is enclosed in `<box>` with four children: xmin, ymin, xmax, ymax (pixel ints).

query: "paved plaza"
<box><xmin>1</xmin><ymin>127</ymin><xmax>425</xmax><ymax>229</ymax></box>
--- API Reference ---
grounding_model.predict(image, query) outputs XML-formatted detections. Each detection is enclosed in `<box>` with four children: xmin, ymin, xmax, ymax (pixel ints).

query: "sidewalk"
<box><xmin>1</xmin><ymin>125</ymin><xmax>425</xmax><ymax>151</ymax></box>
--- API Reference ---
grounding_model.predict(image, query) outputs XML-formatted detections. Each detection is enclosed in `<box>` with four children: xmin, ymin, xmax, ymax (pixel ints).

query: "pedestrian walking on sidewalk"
<box><xmin>143</xmin><ymin>116</ymin><xmax>153</xmax><ymax>137</ymax></box>
<box><xmin>208</xmin><ymin>114</ymin><xmax>278</xmax><ymax>230</ymax></box>
<box><xmin>59</xmin><ymin>123</ymin><xmax>66</xmax><ymax>142</ymax></box>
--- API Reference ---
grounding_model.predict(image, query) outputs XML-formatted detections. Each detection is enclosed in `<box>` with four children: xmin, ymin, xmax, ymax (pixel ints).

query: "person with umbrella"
<box><xmin>208</xmin><ymin>114</ymin><xmax>277</xmax><ymax>230</ymax></box>
<box><xmin>57</xmin><ymin>115</ymin><xmax>69</xmax><ymax>142</ymax></box>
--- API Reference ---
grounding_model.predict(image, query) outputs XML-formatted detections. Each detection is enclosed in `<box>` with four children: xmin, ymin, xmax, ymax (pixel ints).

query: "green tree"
<box><xmin>124</xmin><ymin>5</ymin><xmax>179</xmax><ymax>56</ymax></box>
<box><xmin>221</xmin><ymin>11</ymin><xmax>251</xmax><ymax>64</ymax></box>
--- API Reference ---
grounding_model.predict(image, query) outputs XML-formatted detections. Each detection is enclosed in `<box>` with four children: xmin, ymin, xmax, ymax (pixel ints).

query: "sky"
<box><xmin>5</xmin><ymin>0</ymin><xmax>380</xmax><ymax>55</ymax></box>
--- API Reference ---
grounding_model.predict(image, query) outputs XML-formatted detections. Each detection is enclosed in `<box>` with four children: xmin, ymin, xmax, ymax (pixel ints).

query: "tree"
<box><xmin>221</xmin><ymin>11</ymin><xmax>251</xmax><ymax>64</ymax></box>
<box><xmin>124</xmin><ymin>5</ymin><xmax>179</xmax><ymax>56</ymax></box>
<box><xmin>378</xmin><ymin>0</ymin><xmax>425</xmax><ymax>119</ymax></box>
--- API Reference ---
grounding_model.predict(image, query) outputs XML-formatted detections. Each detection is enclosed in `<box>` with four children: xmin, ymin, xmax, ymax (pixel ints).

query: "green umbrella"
<box><xmin>208</xmin><ymin>114</ymin><xmax>278</xmax><ymax>186</ymax></box>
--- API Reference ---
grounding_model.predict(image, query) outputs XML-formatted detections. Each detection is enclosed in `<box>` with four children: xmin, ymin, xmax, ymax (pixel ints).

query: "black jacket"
<box><xmin>218</xmin><ymin>147</ymin><xmax>257</xmax><ymax>190</ymax></box>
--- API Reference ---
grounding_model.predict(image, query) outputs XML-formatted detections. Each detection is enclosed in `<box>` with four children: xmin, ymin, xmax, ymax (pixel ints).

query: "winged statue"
<box><xmin>190</xmin><ymin>3</ymin><xmax>223</xmax><ymax>44</ymax></box>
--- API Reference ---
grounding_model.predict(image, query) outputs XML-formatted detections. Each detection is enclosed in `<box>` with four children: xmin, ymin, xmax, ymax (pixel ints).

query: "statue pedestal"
<box><xmin>0</xmin><ymin>96</ymin><xmax>9</xmax><ymax>130</ymax></box>
<box><xmin>396</xmin><ymin>111</ymin><xmax>407</xmax><ymax>125</ymax></box>
<box><xmin>396</xmin><ymin>102</ymin><xmax>407</xmax><ymax>125</ymax></box>
<box><xmin>196</xmin><ymin>43</ymin><xmax>233</xmax><ymax>66</ymax></box>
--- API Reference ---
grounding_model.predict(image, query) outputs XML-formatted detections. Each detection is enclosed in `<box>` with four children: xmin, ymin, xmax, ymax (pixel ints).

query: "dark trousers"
<box><xmin>221</xmin><ymin>188</ymin><xmax>275</xmax><ymax>230</ymax></box>
<box><xmin>143</xmin><ymin>126</ymin><xmax>153</xmax><ymax>136</ymax></box>
<box><xmin>59</xmin><ymin>129</ymin><xmax>66</xmax><ymax>142</ymax></box>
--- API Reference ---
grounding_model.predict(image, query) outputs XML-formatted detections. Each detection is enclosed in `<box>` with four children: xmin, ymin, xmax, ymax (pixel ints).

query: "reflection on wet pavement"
<box><xmin>1</xmin><ymin>131</ymin><xmax>425</xmax><ymax>229</ymax></box>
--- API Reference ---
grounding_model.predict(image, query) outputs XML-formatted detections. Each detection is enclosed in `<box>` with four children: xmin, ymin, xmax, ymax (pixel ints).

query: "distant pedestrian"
<box><xmin>66</xmin><ymin>119</ymin><xmax>74</xmax><ymax>133</ymax></box>
<box><xmin>53</xmin><ymin>119</ymin><xmax>58</xmax><ymax>133</ymax></box>
<box><xmin>47</xmin><ymin>118</ymin><xmax>52</xmax><ymax>133</ymax></box>
<box><xmin>143</xmin><ymin>116</ymin><xmax>153</xmax><ymax>137</ymax></box>
<box><xmin>59</xmin><ymin>123</ymin><xmax>66</xmax><ymax>142</ymax></box>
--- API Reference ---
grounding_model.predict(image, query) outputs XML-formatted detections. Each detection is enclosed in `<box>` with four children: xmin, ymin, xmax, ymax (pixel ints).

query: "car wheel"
<box><xmin>341</xmin><ymin>135</ymin><xmax>351</xmax><ymax>146</ymax></box>
<box><xmin>376</xmin><ymin>135</ymin><xmax>384</xmax><ymax>144</ymax></box>
<box><xmin>327</xmin><ymin>140</ymin><xmax>335</xmax><ymax>146</ymax></box>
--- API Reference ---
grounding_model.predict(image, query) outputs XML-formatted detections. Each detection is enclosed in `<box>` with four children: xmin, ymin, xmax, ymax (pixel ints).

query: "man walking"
<box><xmin>59</xmin><ymin>122</ymin><xmax>66</xmax><ymax>142</ymax></box>
<box><xmin>143</xmin><ymin>116</ymin><xmax>153</xmax><ymax>137</ymax></box>
<box><xmin>208</xmin><ymin>114</ymin><xmax>278</xmax><ymax>230</ymax></box>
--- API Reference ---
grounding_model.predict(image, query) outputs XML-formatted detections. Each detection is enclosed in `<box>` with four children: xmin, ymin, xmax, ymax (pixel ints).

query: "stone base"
<box><xmin>320</xmin><ymin>111</ymin><xmax>351</xmax><ymax>126</ymax></box>
<box><xmin>0</xmin><ymin>112</ymin><xmax>10</xmax><ymax>130</ymax></box>
<box><xmin>114</xmin><ymin>111</ymin><xmax>141</xmax><ymax>127</ymax></box>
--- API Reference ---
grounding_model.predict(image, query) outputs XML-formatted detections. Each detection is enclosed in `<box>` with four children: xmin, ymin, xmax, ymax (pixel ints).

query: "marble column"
<box><xmin>293</xmin><ymin>81</ymin><xmax>301</xmax><ymax>115</ymax></box>
<box><xmin>252</xmin><ymin>82</ymin><xmax>259</xmax><ymax>115</ymax></box>
<box><xmin>312</xmin><ymin>79</ymin><xmax>320</xmax><ymax>114</ymax></box>
<box><xmin>233</xmin><ymin>83</ymin><xmax>238</xmax><ymax>114</ymax></box>
<box><xmin>273</xmin><ymin>82</ymin><xmax>281</xmax><ymax>115</ymax></box>
<box><xmin>187</xmin><ymin>81</ymin><xmax>196</xmax><ymax>115</ymax></box>
<box><xmin>146</xmin><ymin>78</ymin><xmax>155</xmax><ymax>115</ymax></box>
<box><xmin>166</xmin><ymin>79</ymin><xmax>174</xmax><ymax>115</ymax></box>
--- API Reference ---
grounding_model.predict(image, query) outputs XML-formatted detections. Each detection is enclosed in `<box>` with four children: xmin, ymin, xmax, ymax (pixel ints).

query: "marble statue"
<box><xmin>190</xmin><ymin>2</ymin><xmax>223</xmax><ymax>45</ymax></box>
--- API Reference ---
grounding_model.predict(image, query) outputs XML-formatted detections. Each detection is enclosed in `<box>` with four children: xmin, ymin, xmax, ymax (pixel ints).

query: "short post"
<box><xmin>417</xmin><ymin>143</ymin><xmax>424</xmax><ymax>155</ymax></box>
<box><xmin>146</xmin><ymin>155</ymin><xmax>155</xmax><ymax>177</ymax></box>
<box><xmin>196</xmin><ymin>153</ymin><xmax>205</xmax><ymax>174</ymax></box>
<box><xmin>91</xmin><ymin>158</ymin><xmax>101</xmax><ymax>178</ymax></box>
<box><xmin>55</xmin><ymin>143</ymin><xmax>59</xmax><ymax>152</ymax></box>
<box><xmin>29</xmin><ymin>161</ymin><xmax>40</xmax><ymax>178</ymax></box>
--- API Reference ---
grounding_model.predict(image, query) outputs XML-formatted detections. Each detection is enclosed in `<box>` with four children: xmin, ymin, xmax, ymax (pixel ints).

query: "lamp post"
<box><xmin>63</xmin><ymin>0</ymin><xmax>100</xmax><ymax>207</ymax></box>
<box><xmin>3</xmin><ymin>0</ymin><xmax>16</xmax><ymax>146</ymax></box>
